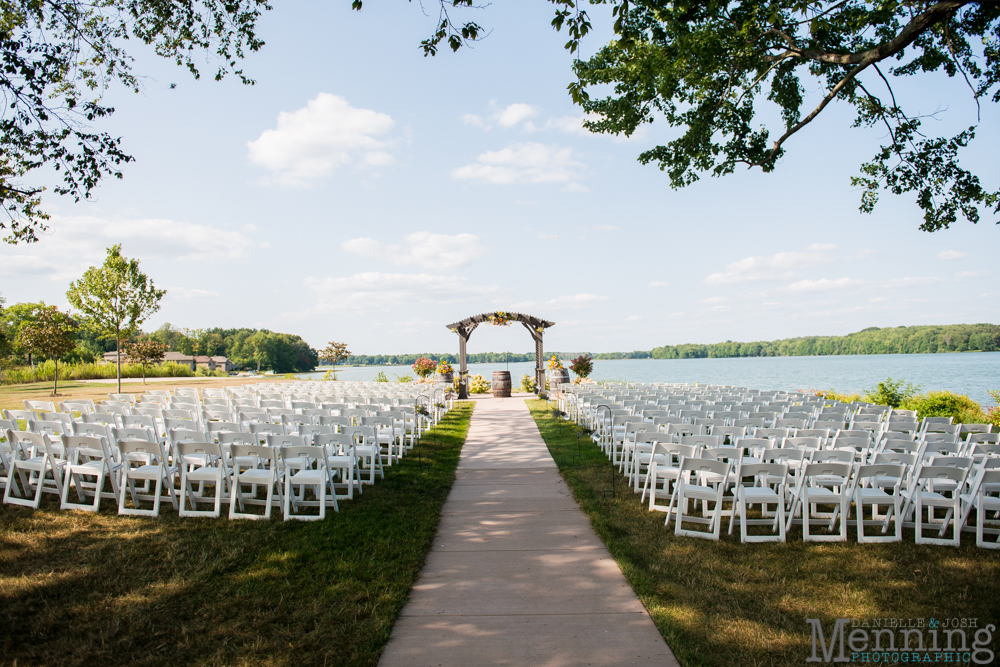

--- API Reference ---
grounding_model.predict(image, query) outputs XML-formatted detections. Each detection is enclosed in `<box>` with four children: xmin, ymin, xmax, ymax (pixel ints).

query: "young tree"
<box><xmin>124</xmin><ymin>340</ymin><xmax>168</xmax><ymax>385</ymax></box>
<box><xmin>2</xmin><ymin>0</ymin><xmax>270</xmax><ymax>244</ymax></box>
<box><xmin>15</xmin><ymin>306</ymin><xmax>78</xmax><ymax>395</ymax></box>
<box><xmin>67</xmin><ymin>245</ymin><xmax>166</xmax><ymax>394</ymax></box>
<box><xmin>320</xmin><ymin>341</ymin><xmax>351</xmax><ymax>380</ymax></box>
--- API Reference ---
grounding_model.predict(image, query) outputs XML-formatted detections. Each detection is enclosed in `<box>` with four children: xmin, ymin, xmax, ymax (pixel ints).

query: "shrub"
<box><xmin>0</xmin><ymin>360</ymin><xmax>196</xmax><ymax>385</ymax></box>
<box><xmin>375</xmin><ymin>371</ymin><xmax>388</xmax><ymax>382</ymax></box>
<box><xmin>468</xmin><ymin>374</ymin><xmax>490</xmax><ymax>394</ymax></box>
<box><xmin>987</xmin><ymin>390</ymin><xmax>1000</xmax><ymax>429</ymax></box>
<box><xmin>519</xmin><ymin>374</ymin><xmax>537</xmax><ymax>393</ymax></box>
<box><xmin>395</xmin><ymin>374</ymin><xmax>414</xmax><ymax>383</ymax></box>
<box><xmin>863</xmin><ymin>377</ymin><xmax>921</xmax><ymax>408</ymax></box>
<box><xmin>901</xmin><ymin>391</ymin><xmax>989</xmax><ymax>423</ymax></box>
<box><xmin>811</xmin><ymin>389</ymin><xmax>863</xmax><ymax>403</ymax></box>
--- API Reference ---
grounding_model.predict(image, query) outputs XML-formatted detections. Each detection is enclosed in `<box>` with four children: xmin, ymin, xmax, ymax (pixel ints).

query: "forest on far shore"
<box><xmin>337</xmin><ymin>324</ymin><xmax>999</xmax><ymax>366</ymax></box>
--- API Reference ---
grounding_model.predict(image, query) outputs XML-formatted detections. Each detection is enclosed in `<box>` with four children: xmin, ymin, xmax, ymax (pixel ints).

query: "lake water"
<box><xmin>299</xmin><ymin>352</ymin><xmax>999</xmax><ymax>406</ymax></box>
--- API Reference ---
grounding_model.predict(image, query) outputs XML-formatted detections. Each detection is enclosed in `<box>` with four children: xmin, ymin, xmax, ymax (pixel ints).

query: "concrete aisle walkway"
<box><xmin>379</xmin><ymin>396</ymin><xmax>679</xmax><ymax>667</ymax></box>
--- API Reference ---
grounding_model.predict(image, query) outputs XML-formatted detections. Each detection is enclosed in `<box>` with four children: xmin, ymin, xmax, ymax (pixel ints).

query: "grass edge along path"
<box><xmin>526</xmin><ymin>399</ymin><xmax>999</xmax><ymax>667</ymax></box>
<box><xmin>0</xmin><ymin>402</ymin><xmax>474</xmax><ymax>667</ymax></box>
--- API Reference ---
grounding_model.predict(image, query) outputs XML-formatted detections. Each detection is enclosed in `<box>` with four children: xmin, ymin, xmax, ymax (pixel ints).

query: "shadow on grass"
<box><xmin>0</xmin><ymin>402</ymin><xmax>473</xmax><ymax>667</ymax></box>
<box><xmin>527</xmin><ymin>400</ymin><xmax>999</xmax><ymax>667</ymax></box>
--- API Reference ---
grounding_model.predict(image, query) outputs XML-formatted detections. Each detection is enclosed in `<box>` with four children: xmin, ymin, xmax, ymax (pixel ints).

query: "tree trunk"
<box><xmin>142</xmin><ymin>364</ymin><xmax>146</xmax><ymax>384</ymax></box>
<box><xmin>53</xmin><ymin>359</ymin><xmax>58</xmax><ymax>396</ymax></box>
<box><xmin>116</xmin><ymin>337</ymin><xmax>122</xmax><ymax>395</ymax></box>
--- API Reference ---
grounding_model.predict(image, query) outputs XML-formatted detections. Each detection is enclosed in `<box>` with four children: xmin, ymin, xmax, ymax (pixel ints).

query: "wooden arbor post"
<box><xmin>447</xmin><ymin>312</ymin><xmax>554</xmax><ymax>400</ymax></box>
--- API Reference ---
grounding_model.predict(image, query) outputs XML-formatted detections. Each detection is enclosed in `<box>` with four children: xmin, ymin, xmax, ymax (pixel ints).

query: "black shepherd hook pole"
<box><xmin>415</xmin><ymin>394</ymin><xmax>430</xmax><ymax>472</ymax></box>
<box><xmin>594</xmin><ymin>404</ymin><xmax>615</xmax><ymax>499</ymax></box>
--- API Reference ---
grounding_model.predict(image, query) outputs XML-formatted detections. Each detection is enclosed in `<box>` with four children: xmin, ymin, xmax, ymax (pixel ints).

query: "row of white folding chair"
<box><xmin>3</xmin><ymin>429</ymin><xmax>359</xmax><ymax>519</ymax></box>
<box><xmin>640</xmin><ymin>450</ymin><xmax>999</xmax><ymax>548</ymax></box>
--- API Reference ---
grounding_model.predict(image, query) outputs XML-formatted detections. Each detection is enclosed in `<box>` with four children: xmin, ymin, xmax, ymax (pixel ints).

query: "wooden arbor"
<box><xmin>447</xmin><ymin>312</ymin><xmax>555</xmax><ymax>399</ymax></box>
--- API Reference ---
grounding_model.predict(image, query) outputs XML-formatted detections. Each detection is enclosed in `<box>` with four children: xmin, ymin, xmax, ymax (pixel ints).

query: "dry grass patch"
<box><xmin>528</xmin><ymin>400</ymin><xmax>999</xmax><ymax>667</ymax></box>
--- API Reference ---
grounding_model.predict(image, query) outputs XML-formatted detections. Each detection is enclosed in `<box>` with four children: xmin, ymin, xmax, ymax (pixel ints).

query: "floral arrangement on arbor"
<box><xmin>412</xmin><ymin>356</ymin><xmax>437</xmax><ymax>378</ymax></box>
<box><xmin>547</xmin><ymin>355</ymin><xmax>563</xmax><ymax>370</ymax></box>
<box><xmin>486</xmin><ymin>311</ymin><xmax>513</xmax><ymax>326</ymax></box>
<box><xmin>569</xmin><ymin>354</ymin><xmax>593</xmax><ymax>379</ymax></box>
<box><xmin>436</xmin><ymin>360</ymin><xmax>453</xmax><ymax>374</ymax></box>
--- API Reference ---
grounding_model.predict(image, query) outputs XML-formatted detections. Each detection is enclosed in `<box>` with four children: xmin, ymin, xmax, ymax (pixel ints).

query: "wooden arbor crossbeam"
<box><xmin>447</xmin><ymin>312</ymin><xmax>555</xmax><ymax>399</ymax></box>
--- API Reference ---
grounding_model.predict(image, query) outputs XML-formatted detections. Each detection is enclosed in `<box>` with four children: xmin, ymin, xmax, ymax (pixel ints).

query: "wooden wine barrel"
<box><xmin>436</xmin><ymin>371</ymin><xmax>454</xmax><ymax>383</ymax></box>
<box><xmin>492</xmin><ymin>371</ymin><xmax>512</xmax><ymax>397</ymax></box>
<box><xmin>548</xmin><ymin>368</ymin><xmax>570</xmax><ymax>391</ymax></box>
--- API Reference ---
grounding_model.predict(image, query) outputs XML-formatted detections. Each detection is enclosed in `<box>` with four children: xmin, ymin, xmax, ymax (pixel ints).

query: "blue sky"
<box><xmin>2</xmin><ymin>1</ymin><xmax>998</xmax><ymax>355</ymax></box>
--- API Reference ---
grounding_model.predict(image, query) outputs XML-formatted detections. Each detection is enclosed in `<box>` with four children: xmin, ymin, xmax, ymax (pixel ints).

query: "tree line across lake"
<box><xmin>340</xmin><ymin>324</ymin><xmax>999</xmax><ymax>367</ymax></box>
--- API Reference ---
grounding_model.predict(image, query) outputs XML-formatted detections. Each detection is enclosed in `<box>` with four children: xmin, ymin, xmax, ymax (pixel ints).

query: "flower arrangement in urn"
<box><xmin>486</xmin><ymin>311</ymin><xmax>513</xmax><ymax>326</ymax></box>
<box><xmin>569</xmin><ymin>355</ymin><xmax>593</xmax><ymax>383</ymax></box>
<box><xmin>435</xmin><ymin>360</ymin><xmax>454</xmax><ymax>383</ymax></box>
<box><xmin>412</xmin><ymin>356</ymin><xmax>437</xmax><ymax>379</ymax></box>
<box><xmin>547</xmin><ymin>354</ymin><xmax>563</xmax><ymax>370</ymax></box>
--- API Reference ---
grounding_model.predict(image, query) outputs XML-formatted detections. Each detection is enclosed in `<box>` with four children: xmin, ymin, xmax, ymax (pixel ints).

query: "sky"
<box><xmin>1</xmin><ymin>1</ymin><xmax>998</xmax><ymax>356</ymax></box>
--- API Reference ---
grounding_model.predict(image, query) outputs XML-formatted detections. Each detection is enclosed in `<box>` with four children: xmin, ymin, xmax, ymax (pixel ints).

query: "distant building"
<box><xmin>102</xmin><ymin>350</ymin><xmax>219</xmax><ymax>372</ymax></box>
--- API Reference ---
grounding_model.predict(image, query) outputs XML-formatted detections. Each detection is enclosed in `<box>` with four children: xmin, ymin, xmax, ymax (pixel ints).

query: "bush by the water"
<box><xmin>864</xmin><ymin>377</ymin><xmax>922</xmax><ymax>408</ymax></box>
<box><xmin>468</xmin><ymin>374</ymin><xmax>491</xmax><ymax>394</ymax></box>
<box><xmin>519</xmin><ymin>374</ymin><xmax>537</xmax><ymax>393</ymax></box>
<box><xmin>818</xmin><ymin>377</ymin><xmax>998</xmax><ymax>427</ymax></box>
<box><xmin>0</xmin><ymin>360</ymin><xmax>225</xmax><ymax>385</ymax></box>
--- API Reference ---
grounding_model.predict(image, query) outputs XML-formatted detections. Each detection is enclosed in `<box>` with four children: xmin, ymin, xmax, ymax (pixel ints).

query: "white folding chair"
<box><xmin>116</xmin><ymin>439</ymin><xmax>178</xmax><ymax>516</ymax></box>
<box><xmin>228</xmin><ymin>444</ymin><xmax>283</xmax><ymax>520</ymax></box>
<box><xmin>908</xmin><ymin>465</ymin><xmax>969</xmax><ymax>547</ymax></box>
<box><xmin>960</xmin><ymin>467</ymin><xmax>1000</xmax><ymax>549</ymax></box>
<box><xmin>176</xmin><ymin>441</ymin><xmax>227</xmax><ymax>518</ymax></box>
<box><xmin>787</xmin><ymin>462</ymin><xmax>853</xmax><ymax>542</ymax></box>
<box><xmin>281</xmin><ymin>445</ymin><xmax>337</xmax><ymax>520</ymax></box>
<box><xmin>666</xmin><ymin>457</ymin><xmax>731</xmax><ymax>541</ymax></box>
<box><xmin>315</xmin><ymin>433</ymin><xmax>362</xmax><ymax>500</ymax></box>
<box><xmin>728</xmin><ymin>462</ymin><xmax>788</xmax><ymax>543</ymax></box>
<box><xmin>852</xmin><ymin>463</ymin><xmax>905</xmax><ymax>543</ymax></box>
<box><xmin>60</xmin><ymin>434</ymin><xmax>121</xmax><ymax>512</ymax></box>
<box><xmin>3</xmin><ymin>430</ymin><xmax>66</xmax><ymax>508</ymax></box>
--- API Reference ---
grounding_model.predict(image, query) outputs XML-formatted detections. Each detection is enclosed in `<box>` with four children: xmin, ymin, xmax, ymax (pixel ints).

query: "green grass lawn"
<box><xmin>527</xmin><ymin>400</ymin><xmax>1000</xmax><ymax>667</ymax></box>
<box><xmin>0</xmin><ymin>402</ymin><xmax>473</xmax><ymax>667</ymax></box>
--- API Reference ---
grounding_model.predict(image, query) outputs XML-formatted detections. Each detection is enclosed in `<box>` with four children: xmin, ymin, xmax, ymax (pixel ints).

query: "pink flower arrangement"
<box><xmin>412</xmin><ymin>356</ymin><xmax>437</xmax><ymax>378</ymax></box>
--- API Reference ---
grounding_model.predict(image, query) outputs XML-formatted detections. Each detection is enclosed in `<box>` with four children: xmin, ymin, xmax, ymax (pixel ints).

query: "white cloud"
<box><xmin>784</xmin><ymin>277</ymin><xmax>864</xmax><ymax>292</ymax></box>
<box><xmin>882</xmin><ymin>276</ymin><xmax>944</xmax><ymax>289</ymax></box>
<box><xmin>341</xmin><ymin>232</ymin><xmax>489</xmax><ymax>269</ymax></box>
<box><xmin>496</xmin><ymin>103</ymin><xmax>538</xmax><ymax>128</ymax></box>
<box><xmin>594</xmin><ymin>224</ymin><xmax>618</xmax><ymax>231</ymax></box>
<box><xmin>452</xmin><ymin>142</ymin><xmax>586</xmax><ymax>190</ymax></box>
<box><xmin>699</xmin><ymin>296</ymin><xmax>729</xmax><ymax>305</ymax></box>
<box><xmin>648</xmin><ymin>281</ymin><xmax>668</xmax><ymax>288</ymax></box>
<box><xmin>938</xmin><ymin>250</ymin><xmax>969</xmax><ymax>260</ymax></box>
<box><xmin>461</xmin><ymin>113</ymin><xmax>485</xmax><ymax>127</ymax></box>
<box><xmin>704</xmin><ymin>244</ymin><xmax>840</xmax><ymax>285</ymax></box>
<box><xmin>247</xmin><ymin>93</ymin><xmax>395</xmax><ymax>187</ymax></box>
<box><xmin>303</xmin><ymin>272</ymin><xmax>500</xmax><ymax>313</ymax></box>
<box><xmin>956</xmin><ymin>270</ymin><xmax>989</xmax><ymax>278</ymax></box>
<box><xmin>0</xmin><ymin>215</ymin><xmax>258</xmax><ymax>282</ymax></box>
<box><xmin>625</xmin><ymin>315</ymin><xmax>642</xmax><ymax>322</ymax></box>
